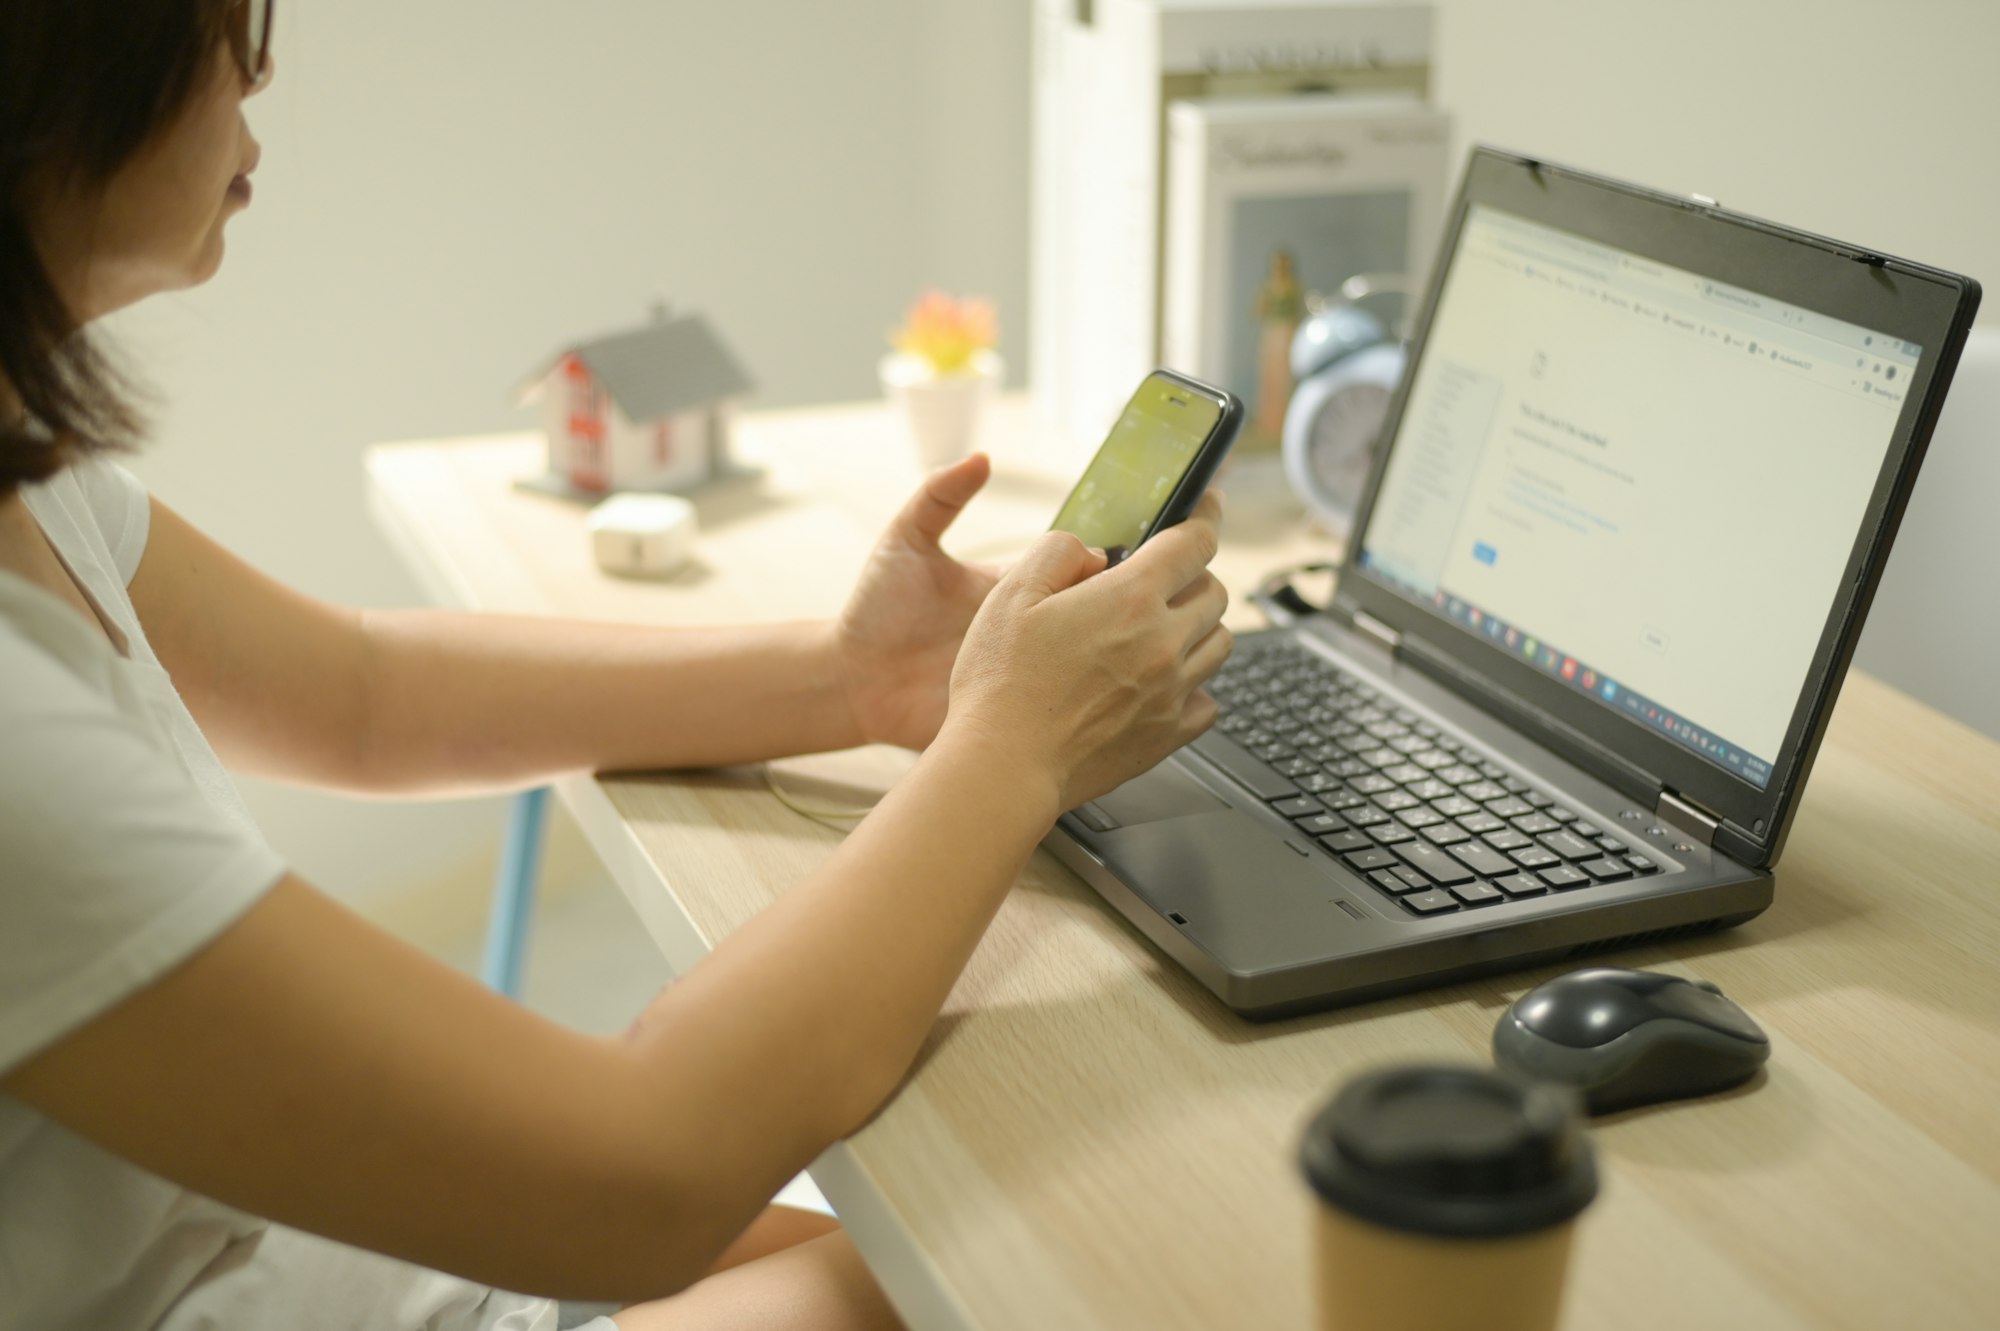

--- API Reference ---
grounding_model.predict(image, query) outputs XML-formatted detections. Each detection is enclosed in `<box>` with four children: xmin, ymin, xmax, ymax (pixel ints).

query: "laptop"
<box><xmin>1048</xmin><ymin>146</ymin><xmax>1981</xmax><ymax>1019</ymax></box>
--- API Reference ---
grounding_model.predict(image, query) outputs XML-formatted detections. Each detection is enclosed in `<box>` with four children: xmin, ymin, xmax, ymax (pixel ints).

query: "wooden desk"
<box><xmin>366</xmin><ymin>397</ymin><xmax>2000</xmax><ymax>1331</ymax></box>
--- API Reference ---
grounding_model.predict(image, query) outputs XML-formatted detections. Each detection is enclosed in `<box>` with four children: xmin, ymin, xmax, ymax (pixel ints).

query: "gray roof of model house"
<box><xmin>525</xmin><ymin>311</ymin><xmax>754</xmax><ymax>421</ymax></box>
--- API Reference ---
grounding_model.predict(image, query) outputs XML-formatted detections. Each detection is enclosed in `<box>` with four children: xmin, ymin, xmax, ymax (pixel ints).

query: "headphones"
<box><xmin>1280</xmin><ymin>274</ymin><xmax>1410</xmax><ymax>536</ymax></box>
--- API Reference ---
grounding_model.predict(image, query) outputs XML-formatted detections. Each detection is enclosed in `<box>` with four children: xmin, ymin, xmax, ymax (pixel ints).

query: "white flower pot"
<box><xmin>880</xmin><ymin>349</ymin><xmax>1002</xmax><ymax>470</ymax></box>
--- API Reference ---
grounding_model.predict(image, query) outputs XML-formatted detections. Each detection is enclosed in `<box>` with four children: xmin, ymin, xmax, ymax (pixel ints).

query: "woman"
<box><xmin>0</xmin><ymin>3</ymin><xmax>1230</xmax><ymax>1329</ymax></box>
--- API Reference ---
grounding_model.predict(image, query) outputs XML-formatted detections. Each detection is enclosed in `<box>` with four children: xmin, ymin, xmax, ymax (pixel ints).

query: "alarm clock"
<box><xmin>1280</xmin><ymin>292</ymin><xmax>1407</xmax><ymax>536</ymax></box>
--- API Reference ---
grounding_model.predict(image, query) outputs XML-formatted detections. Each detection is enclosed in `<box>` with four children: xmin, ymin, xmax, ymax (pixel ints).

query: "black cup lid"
<box><xmin>1299</xmin><ymin>1064</ymin><xmax>1598</xmax><ymax>1239</ymax></box>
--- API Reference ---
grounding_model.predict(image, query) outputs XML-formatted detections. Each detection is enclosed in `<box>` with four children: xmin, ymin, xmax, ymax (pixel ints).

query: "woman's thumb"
<box><xmin>1007</xmin><ymin>530</ymin><xmax>1105</xmax><ymax>599</ymax></box>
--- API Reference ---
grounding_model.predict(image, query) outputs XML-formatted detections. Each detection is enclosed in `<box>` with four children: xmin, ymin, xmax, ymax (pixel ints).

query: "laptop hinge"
<box><xmin>1656</xmin><ymin>789</ymin><xmax>1721</xmax><ymax>846</ymax></box>
<box><xmin>1352</xmin><ymin>611</ymin><xmax>1401</xmax><ymax>654</ymax></box>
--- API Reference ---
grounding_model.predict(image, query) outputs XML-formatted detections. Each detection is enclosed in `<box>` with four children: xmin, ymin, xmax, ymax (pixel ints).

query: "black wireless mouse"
<box><xmin>1491</xmin><ymin>967</ymin><xmax>1771</xmax><ymax>1114</ymax></box>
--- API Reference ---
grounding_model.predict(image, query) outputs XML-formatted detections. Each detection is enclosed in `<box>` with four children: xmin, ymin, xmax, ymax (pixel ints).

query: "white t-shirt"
<box><xmin>0</xmin><ymin>461</ymin><xmax>566</xmax><ymax>1330</ymax></box>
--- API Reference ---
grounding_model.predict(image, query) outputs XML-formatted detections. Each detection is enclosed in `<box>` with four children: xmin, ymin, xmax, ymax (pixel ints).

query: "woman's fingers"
<box><xmin>1172</xmin><ymin>625</ymin><xmax>1232</xmax><ymax>739</ymax></box>
<box><xmin>1006</xmin><ymin>529</ymin><xmax>1098</xmax><ymax>599</ymax></box>
<box><xmin>1178</xmin><ymin>685</ymin><xmax>1220</xmax><ymax>734</ymax></box>
<box><xmin>945</xmin><ymin>483</ymin><xmax>1227</xmax><ymax>810</ymax></box>
<box><xmin>1167</xmin><ymin>572</ymin><xmax>1230</xmax><ymax>652</ymax></box>
<box><xmin>1116</xmin><ymin>491</ymin><xmax>1221</xmax><ymax>602</ymax></box>
<box><xmin>895</xmin><ymin>452</ymin><xmax>991</xmax><ymax>550</ymax></box>
<box><xmin>1182</xmin><ymin>621</ymin><xmax>1234</xmax><ymax>689</ymax></box>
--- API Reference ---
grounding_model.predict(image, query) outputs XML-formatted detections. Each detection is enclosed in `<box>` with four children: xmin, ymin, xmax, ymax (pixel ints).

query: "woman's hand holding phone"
<box><xmin>945</xmin><ymin>490</ymin><xmax>1231</xmax><ymax>812</ymax></box>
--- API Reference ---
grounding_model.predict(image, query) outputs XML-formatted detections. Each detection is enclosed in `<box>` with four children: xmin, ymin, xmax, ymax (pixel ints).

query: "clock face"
<box><xmin>1281</xmin><ymin>338</ymin><xmax>1407</xmax><ymax>534</ymax></box>
<box><xmin>1308</xmin><ymin>381</ymin><xmax>1393</xmax><ymax>515</ymax></box>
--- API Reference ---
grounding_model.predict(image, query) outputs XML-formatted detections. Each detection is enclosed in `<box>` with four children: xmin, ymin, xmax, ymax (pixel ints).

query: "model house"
<box><xmin>523</xmin><ymin>307</ymin><xmax>754</xmax><ymax>495</ymax></box>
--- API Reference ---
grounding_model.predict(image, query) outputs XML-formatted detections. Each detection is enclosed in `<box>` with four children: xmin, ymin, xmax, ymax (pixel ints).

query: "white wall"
<box><xmin>1431</xmin><ymin>0</ymin><xmax>1996</xmax><ymax>284</ymax></box>
<box><xmin>106</xmin><ymin>0</ymin><xmax>1994</xmax><ymax>907</ymax></box>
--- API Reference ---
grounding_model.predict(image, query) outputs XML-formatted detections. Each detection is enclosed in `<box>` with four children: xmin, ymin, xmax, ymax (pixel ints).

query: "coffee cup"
<box><xmin>1299</xmin><ymin>1063</ymin><xmax>1598</xmax><ymax>1331</ymax></box>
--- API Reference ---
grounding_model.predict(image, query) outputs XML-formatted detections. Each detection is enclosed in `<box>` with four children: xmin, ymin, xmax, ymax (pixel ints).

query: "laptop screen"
<box><xmin>1356</xmin><ymin>205</ymin><xmax>1921</xmax><ymax>790</ymax></box>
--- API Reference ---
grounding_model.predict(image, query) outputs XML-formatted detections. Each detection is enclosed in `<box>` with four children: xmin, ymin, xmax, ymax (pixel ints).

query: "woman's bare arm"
<box><xmin>1</xmin><ymin>719</ymin><xmax>1051</xmax><ymax>1301</ymax></box>
<box><xmin>6</xmin><ymin>504</ymin><xmax>1229</xmax><ymax>1304</ymax></box>
<box><xmin>134</xmin><ymin>457</ymin><xmax>1005</xmax><ymax>795</ymax></box>
<box><xmin>130</xmin><ymin>499</ymin><xmax>866</xmax><ymax>795</ymax></box>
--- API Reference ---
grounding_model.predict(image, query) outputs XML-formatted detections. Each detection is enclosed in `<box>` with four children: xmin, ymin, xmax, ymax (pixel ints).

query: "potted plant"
<box><xmin>880</xmin><ymin>290</ymin><xmax>1002</xmax><ymax>469</ymax></box>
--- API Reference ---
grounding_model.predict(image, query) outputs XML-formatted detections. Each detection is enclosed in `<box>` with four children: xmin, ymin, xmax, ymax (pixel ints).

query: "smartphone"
<box><xmin>1050</xmin><ymin>368</ymin><xmax>1243</xmax><ymax>566</ymax></box>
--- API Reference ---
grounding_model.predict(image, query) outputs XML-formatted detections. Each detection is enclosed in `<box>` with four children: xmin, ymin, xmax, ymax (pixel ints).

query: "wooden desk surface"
<box><xmin>367</xmin><ymin>398</ymin><xmax>2000</xmax><ymax>1331</ymax></box>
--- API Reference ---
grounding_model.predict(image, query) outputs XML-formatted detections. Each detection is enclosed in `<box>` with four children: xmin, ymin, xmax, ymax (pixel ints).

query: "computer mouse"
<box><xmin>1491</xmin><ymin>967</ymin><xmax>1770</xmax><ymax>1115</ymax></box>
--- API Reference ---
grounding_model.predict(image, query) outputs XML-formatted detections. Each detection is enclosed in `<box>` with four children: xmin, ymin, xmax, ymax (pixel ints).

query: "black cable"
<box><xmin>1251</xmin><ymin>560</ymin><xmax>1342</xmax><ymax>625</ymax></box>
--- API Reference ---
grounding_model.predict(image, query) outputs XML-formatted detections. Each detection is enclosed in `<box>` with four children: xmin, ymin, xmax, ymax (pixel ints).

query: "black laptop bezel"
<box><xmin>1334</xmin><ymin>146</ymin><xmax>1981</xmax><ymax>867</ymax></box>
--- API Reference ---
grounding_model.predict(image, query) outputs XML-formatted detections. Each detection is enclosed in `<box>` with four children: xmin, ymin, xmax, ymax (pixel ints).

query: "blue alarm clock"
<box><xmin>1281</xmin><ymin>283</ymin><xmax>1408</xmax><ymax>535</ymax></box>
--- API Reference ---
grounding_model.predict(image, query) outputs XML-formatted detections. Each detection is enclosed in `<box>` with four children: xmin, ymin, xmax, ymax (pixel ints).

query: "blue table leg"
<box><xmin>482</xmin><ymin>786</ymin><xmax>551</xmax><ymax>998</ymax></box>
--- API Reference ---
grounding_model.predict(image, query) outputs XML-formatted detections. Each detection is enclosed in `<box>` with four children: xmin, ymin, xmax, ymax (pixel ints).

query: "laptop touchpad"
<box><xmin>1088</xmin><ymin>763</ymin><xmax>1229</xmax><ymax>828</ymax></box>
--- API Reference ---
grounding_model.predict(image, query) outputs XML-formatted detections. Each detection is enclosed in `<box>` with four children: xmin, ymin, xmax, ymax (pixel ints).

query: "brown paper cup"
<box><xmin>1300</xmin><ymin>1064</ymin><xmax>1597</xmax><ymax>1331</ymax></box>
<box><xmin>1315</xmin><ymin>1205</ymin><xmax>1578</xmax><ymax>1331</ymax></box>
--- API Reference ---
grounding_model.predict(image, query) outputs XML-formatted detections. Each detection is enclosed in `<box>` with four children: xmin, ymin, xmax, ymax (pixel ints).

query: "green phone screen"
<box><xmin>1051</xmin><ymin>377</ymin><xmax>1223</xmax><ymax>560</ymax></box>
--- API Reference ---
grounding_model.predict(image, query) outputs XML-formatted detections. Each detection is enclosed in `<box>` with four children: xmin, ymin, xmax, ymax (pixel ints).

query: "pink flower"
<box><xmin>891</xmin><ymin>289</ymin><xmax>999</xmax><ymax>375</ymax></box>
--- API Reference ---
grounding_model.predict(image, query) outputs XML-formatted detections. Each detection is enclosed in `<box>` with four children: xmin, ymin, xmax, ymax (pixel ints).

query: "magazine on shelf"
<box><xmin>1030</xmin><ymin>0</ymin><xmax>1435</xmax><ymax>445</ymax></box>
<box><xmin>1162</xmin><ymin>93</ymin><xmax>1450</xmax><ymax>451</ymax></box>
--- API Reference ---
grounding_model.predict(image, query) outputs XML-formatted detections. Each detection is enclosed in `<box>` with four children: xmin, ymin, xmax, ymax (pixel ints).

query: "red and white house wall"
<box><xmin>542</xmin><ymin>354</ymin><xmax>727</xmax><ymax>495</ymax></box>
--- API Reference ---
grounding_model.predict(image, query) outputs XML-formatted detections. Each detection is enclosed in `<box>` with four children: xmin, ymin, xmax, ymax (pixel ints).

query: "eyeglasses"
<box><xmin>227</xmin><ymin>0</ymin><xmax>274</xmax><ymax>88</ymax></box>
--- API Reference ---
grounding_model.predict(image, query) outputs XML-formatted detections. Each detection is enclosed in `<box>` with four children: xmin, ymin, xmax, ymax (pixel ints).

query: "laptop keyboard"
<box><xmin>1194</xmin><ymin>637</ymin><xmax>1663</xmax><ymax>918</ymax></box>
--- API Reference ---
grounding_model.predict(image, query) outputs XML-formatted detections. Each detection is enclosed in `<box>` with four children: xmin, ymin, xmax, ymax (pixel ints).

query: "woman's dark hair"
<box><xmin>0</xmin><ymin>0</ymin><xmax>235</xmax><ymax>496</ymax></box>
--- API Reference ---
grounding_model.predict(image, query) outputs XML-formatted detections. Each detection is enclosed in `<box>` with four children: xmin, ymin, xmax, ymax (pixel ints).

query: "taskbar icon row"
<box><xmin>1429</xmin><ymin>590</ymin><xmax>1774</xmax><ymax>789</ymax></box>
